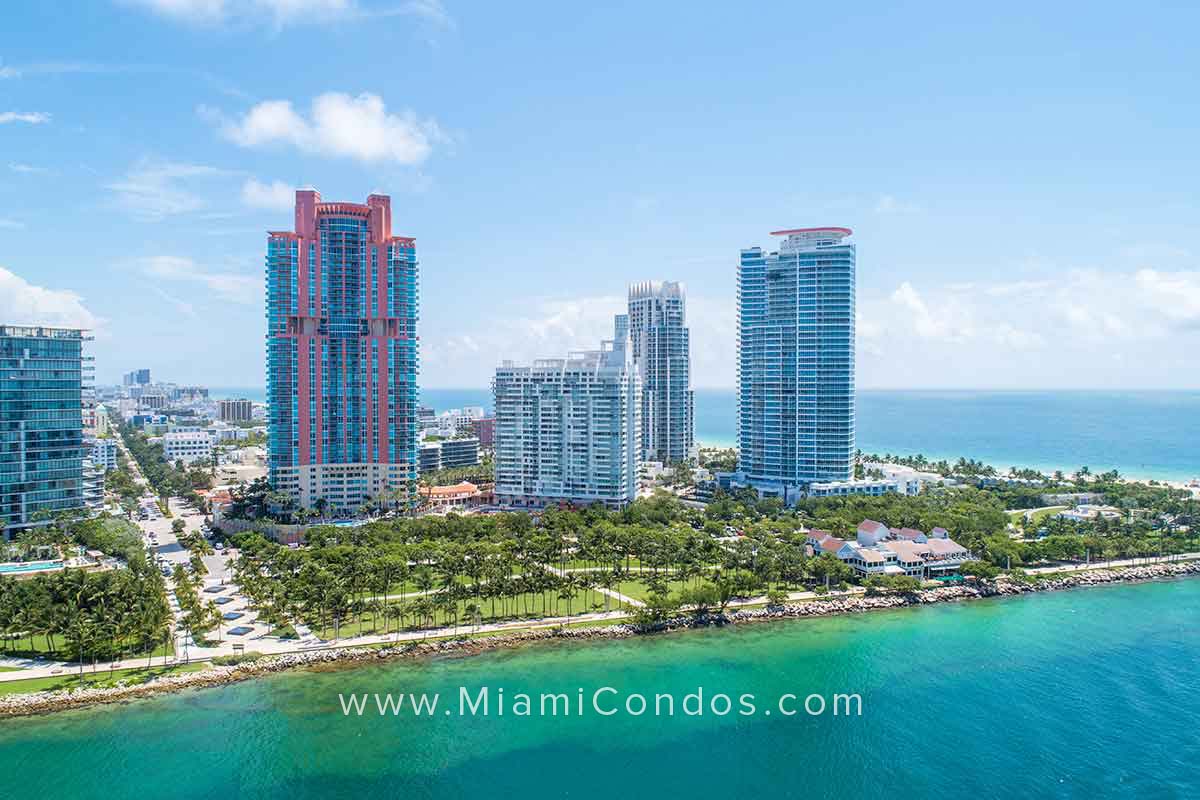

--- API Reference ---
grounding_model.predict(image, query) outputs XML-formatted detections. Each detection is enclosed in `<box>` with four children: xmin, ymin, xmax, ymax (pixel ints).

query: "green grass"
<box><xmin>616</xmin><ymin>576</ymin><xmax>716</xmax><ymax>603</ymax></box>
<box><xmin>0</xmin><ymin>666</ymin><xmax>22</xmax><ymax>673</ymax></box>
<box><xmin>310</xmin><ymin>587</ymin><xmax>620</xmax><ymax>640</ymax></box>
<box><xmin>1</xmin><ymin>634</ymin><xmax>173</xmax><ymax>661</ymax></box>
<box><xmin>0</xmin><ymin>662</ymin><xmax>208</xmax><ymax>697</ymax></box>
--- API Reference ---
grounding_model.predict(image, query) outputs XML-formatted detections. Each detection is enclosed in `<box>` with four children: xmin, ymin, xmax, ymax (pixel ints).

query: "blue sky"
<box><xmin>2</xmin><ymin>0</ymin><xmax>1198</xmax><ymax>389</ymax></box>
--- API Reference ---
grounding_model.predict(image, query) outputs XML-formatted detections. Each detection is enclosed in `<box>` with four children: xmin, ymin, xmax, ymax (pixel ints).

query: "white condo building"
<box><xmin>726</xmin><ymin>227</ymin><xmax>856</xmax><ymax>504</ymax></box>
<box><xmin>492</xmin><ymin>315</ymin><xmax>641</xmax><ymax>509</ymax></box>
<box><xmin>90</xmin><ymin>439</ymin><xmax>119</xmax><ymax>472</ymax></box>
<box><xmin>628</xmin><ymin>281</ymin><xmax>694</xmax><ymax>463</ymax></box>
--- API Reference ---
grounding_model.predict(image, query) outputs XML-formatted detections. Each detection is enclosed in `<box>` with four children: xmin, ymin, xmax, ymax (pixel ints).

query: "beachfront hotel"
<box><xmin>725</xmin><ymin>228</ymin><xmax>856</xmax><ymax>504</ymax></box>
<box><xmin>492</xmin><ymin>315</ymin><xmax>641</xmax><ymax>510</ymax></box>
<box><xmin>0</xmin><ymin>325</ymin><xmax>90</xmax><ymax>539</ymax></box>
<box><xmin>265</xmin><ymin>190</ymin><xmax>420</xmax><ymax>513</ymax></box>
<box><xmin>627</xmin><ymin>281</ymin><xmax>694</xmax><ymax>464</ymax></box>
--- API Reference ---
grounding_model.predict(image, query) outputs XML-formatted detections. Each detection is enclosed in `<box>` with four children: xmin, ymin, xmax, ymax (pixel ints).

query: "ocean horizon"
<box><xmin>209</xmin><ymin>387</ymin><xmax>1200</xmax><ymax>481</ymax></box>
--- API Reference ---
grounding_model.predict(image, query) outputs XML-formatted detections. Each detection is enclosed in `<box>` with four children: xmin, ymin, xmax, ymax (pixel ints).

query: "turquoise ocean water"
<box><xmin>213</xmin><ymin>387</ymin><xmax>1200</xmax><ymax>480</ymax></box>
<box><xmin>2</xmin><ymin>579</ymin><xmax>1198</xmax><ymax>798</ymax></box>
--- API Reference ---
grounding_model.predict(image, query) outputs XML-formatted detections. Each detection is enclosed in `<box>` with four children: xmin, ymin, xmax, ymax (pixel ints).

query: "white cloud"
<box><xmin>511</xmin><ymin>295</ymin><xmax>625</xmax><ymax>351</ymax></box>
<box><xmin>394</xmin><ymin>0</ymin><xmax>454</xmax><ymax>29</ymax></box>
<box><xmin>422</xmin><ymin>289</ymin><xmax>738</xmax><ymax>388</ymax></box>
<box><xmin>0</xmin><ymin>61</ymin><xmax>129</xmax><ymax>79</ymax></box>
<box><xmin>209</xmin><ymin>92</ymin><xmax>441</xmax><ymax>165</ymax></box>
<box><xmin>121</xmin><ymin>0</ymin><xmax>353</xmax><ymax>25</ymax></box>
<box><xmin>1135</xmin><ymin>268</ymin><xmax>1200</xmax><ymax>327</ymax></box>
<box><xmin>859</xmin><ymin>264</ymin><xmax>1200</xmax><ymax>388</ymax></box>
<box><xmin>422</xmin><ymin>294</ymin><xmax>624</xmax><ymax>381</ymax></box>
<box><xmin>0</xmin><ymin>266</ymin><xmax>98</xmax><ymax>329</ymax></box>
<box><xmin>122</xmin><ymin>0</ymin><xmax>455</xmax><ymax>29</ymax></box>
<box><xmin>0</xmin><ymin>111</ymin><xmax>51</xmax><ymax>124</ymax></box>
<box><xmin>889</xmin><ymin>282</ymin><xmax>979</xmax><ymax>342</ymax></box>
<box><xmin>874</xmin><ymin>194</ymin><xmax>921</xmax><ymax>215</ymax></box>
<box><xmin>0</xmin><ymin>218</ymin><xmax>25</xmax><ymax>230</ymax></box>
<box><xmin>151</xmin><ymin>286</ymin><xmax>198</xmax><ymax>318</ymax></box>
<box><xmin>241</xmin><ymin>177</ymin><xmax>294</xmax><ymax>210</ymax></box>
<box><xmin>106</xmin><ymin>159</ymin><xmax>230</xmax><ymax>220</ymax></box>
<box><xmin>137</xmin><ymin>256</ymin><xmax>260</xmax><ymax>304</ymax></box>
<box><xmin>9</xmin><ymin>163</ymin><xmax>49</xmax><ymax>174</ymax></box>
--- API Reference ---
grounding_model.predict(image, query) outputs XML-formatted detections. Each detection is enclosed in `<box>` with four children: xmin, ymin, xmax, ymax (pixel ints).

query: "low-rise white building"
<box><xmin>163</xmin><ymin>430</ymin><xmax>214</xmax><ymax>465</ymax></box>
<box><xmin>808</xmin><ymin>477</ymin><xmax>920</xmax><ymax>498</ymax></box>
<box><xmin>862</xmin><ymin>461</ymin><xmax>950</xmax><ymax>491</ymax></box>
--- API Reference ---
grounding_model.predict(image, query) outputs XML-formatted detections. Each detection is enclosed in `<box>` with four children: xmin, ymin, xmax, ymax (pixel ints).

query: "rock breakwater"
<box><xmin>3</xmin><ymin>559</ymin><xmax>1197</xmax><ymax>718</ymax></box>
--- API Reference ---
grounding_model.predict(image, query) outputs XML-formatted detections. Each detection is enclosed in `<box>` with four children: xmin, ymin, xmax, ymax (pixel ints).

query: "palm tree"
<box><xmin>464</xmin><ymin>602</ymin><xmax>481</xmax><ymax>634</ymax></box>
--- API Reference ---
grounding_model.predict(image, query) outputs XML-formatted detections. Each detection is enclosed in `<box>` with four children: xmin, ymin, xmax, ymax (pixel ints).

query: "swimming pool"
<box><xmin>0</xmin><ymin>560</ymin><xmax>64</xmax><ymax>575</ymax></box>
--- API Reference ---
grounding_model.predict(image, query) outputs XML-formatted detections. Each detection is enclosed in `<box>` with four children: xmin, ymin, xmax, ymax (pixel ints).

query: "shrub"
<box><xmin>212</xmin><ymin>651</ymin><xmax>265</xmax><ymax>666</ymax></box>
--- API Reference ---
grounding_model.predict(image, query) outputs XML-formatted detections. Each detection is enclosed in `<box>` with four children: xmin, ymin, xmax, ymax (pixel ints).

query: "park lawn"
<box><xmin>1</xmin><ymin>634</ymin><xmax>173</xmax><ymax>661</ymax></box>
<box><xmin>0</xmin><ymin>662</ymin><xmax>208</xmax><ymax>697</ymax></box>
<box><xmin>616</xmin><ymin>577</ymin><xmax>698</xmax><ymax>603</ymax></box>
<box><xmin>310</xmin><ymin>588</ymin><xmax>615</xmax><ymax>640</ymax></box>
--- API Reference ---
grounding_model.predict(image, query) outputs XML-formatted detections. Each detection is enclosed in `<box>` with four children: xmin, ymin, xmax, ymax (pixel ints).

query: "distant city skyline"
<box><xmin>1</xmin><ymin>1</ymin><xmax>1199</xmax><ymax>390</ymax></box>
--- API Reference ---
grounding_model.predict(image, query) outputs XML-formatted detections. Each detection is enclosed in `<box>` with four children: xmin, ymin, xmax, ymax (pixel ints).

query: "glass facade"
<box><xmin>266</xmin><ymin>191</ymin><xmax>419</xmax><ymax>512</ymax></box>
<box><xmin>628</xmin><ymin>281</ymin><xmax>694</xmax><ymax>463</ymax></box>
<box><xmin>0</xmin><ymin>326</ymin><xmax>88</xmax><ymax>537</ymax></box>
<box><xmin>736</xmin><ymin>229</ymin><xmax>855</xmax><ymax>501</ymax></box>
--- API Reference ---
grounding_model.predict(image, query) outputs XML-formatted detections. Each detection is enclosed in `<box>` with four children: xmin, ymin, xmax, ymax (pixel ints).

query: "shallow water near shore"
<box><xmin>2</xmin><ymin>579</ymin><xmax>1198</xmax><ymax>799</ymax></box>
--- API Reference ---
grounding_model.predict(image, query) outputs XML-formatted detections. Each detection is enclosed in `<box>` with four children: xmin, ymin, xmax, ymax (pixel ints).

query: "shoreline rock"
<box><xmin>3</xmin><ymin>559</ymin><xmax>1198</xmax><ymax>719</ymax></box>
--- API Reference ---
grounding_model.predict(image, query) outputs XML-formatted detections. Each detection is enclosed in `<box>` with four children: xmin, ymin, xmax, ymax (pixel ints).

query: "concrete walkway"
<box><xmin>0</xmin><ymin>582</ymin><xmax>869</xmax><ymax>682</ymax></box>
<box><xmin>1024</xmin><ymin>553</ymin><xmax>1200</xmax><ymax>575</ymax></box>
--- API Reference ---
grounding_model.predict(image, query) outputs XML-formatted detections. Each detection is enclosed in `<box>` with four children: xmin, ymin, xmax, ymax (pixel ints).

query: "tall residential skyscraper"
<box><xmin>266</xmin><ymin>190</ymin><xmax>419</xmax><ymax>513</ymax></box>
<box><xmin>733</xmin><ymin>228</ymin><xmax>855</xmax><ymax>504</ymax></box>
<box><xmin>493</xmin><ymin>315</ymin><xmax>641</xmax><ymax>510</ymax></box>
<box><xmin>1</xmin><ymin>325</ymin><xmax>89</xmax><ymax>538</ymax></box>
<box><xmin>628</xmin><ymin>281</ymin><xmax>694</xmax><ymax>464</ymax></box>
